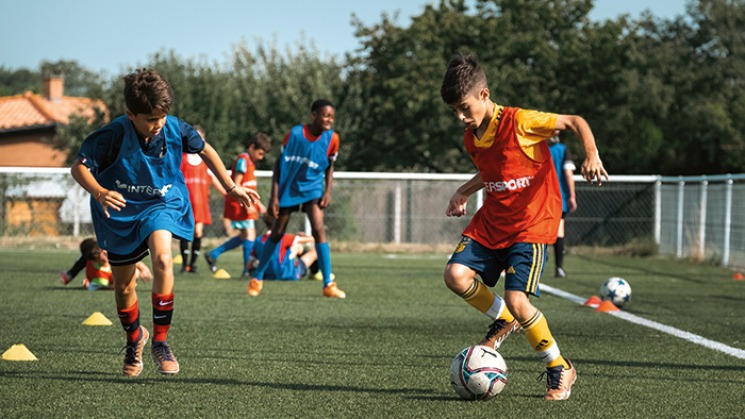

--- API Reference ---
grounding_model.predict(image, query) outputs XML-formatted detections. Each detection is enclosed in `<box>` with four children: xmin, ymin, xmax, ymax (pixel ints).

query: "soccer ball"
<box><xmin>449</xmin><ymin>345</ymin><xmax>508</xmax><ymax>401</ymax></box>
<box><xmin>600</xmin><ymin>277</ymin><xmax>632</xmax><ymax>308</ymax></box>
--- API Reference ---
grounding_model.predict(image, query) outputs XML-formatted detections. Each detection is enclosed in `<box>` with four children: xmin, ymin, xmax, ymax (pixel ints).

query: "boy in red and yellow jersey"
<box><xmin>440</xmin><ymin>54</ymin><xmax>608</xmax><ymax>401</ymax></box>
<box><xmin>206</xmin><ymin>133</ymin><xmax>271</xmax><ymax>276</ymax></box>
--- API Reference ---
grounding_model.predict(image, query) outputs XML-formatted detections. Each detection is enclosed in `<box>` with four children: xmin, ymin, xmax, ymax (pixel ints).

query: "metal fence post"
<box><xmin>698</xmin><ymin>179</ymin><xmax>707</xmax><ymax>259</ymax></box>
<box><xmin>393</xmin><ymin>182</ymin><xmax>402</xmax><ymax>244</ymax></box>
<box><xmin>722</xmin><ymin>178</ymin><xmax>733</xmax><ymax>266</ymax></box>
<box><xmin>676</xmin><ymin>179</ymin><xmax>685</xmax><ymax>258</ymax></box>
<box><xmin>654</xmin><ymin>180</ymin><xmax>661</xmax><ymax>245</ymax></box>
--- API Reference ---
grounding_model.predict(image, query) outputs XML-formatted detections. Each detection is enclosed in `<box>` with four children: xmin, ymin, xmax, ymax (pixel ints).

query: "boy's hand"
<box><xmin>137</xmin><ymin>263</ymin><xmax>153</xmax><ymax>282</ymax></box>
<box><xmin>320</xmin><ymin>192</ymin><xmax>332</xmax><ymax>209</ymax></box>
<box><xmin>96</xmin><ymin>189</ymin><xmax>126</xmax><ymax>218</ymax></box>
<box><xmin>580</xmin><ymin>154</ymin><xmax>609</xmax><ymax>186</ymax></box>
<box><xmin>446</xmin><ymin>191</ymin><xmax>469</xmax><ymax>217</ymax></box>
<box><xmin>230</xmin><ymin>186</ymin><xmax>260</xmax><ymax>208</ymax></box>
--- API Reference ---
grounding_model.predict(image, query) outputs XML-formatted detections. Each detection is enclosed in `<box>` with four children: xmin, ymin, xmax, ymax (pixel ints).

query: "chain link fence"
<box><xmin>1</xmin><ymin>168</ymin><xmax>743</xmax><ymax>269</ymax></box>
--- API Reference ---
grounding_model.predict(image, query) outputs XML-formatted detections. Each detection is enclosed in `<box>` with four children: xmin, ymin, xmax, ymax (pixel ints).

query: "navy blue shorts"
<box><xmin>295</xmin><ymin>259</ymin><xmax>308</xmax><ymax>280</ymax></box>
<box><xmin>447</xmin><ymin>236</ymin><xmax>547</xmax><ymax>296</ymax></box>
<box><xmin>280</xmin><ymin>199</ymin><xmax>321</xmax><ymax>214</ymax></box>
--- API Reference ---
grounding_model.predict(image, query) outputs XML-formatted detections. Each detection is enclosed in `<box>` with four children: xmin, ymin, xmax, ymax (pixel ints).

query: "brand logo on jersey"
<box><xmin>507</xmin><ymin>266</ymin><xmax>516</xmax><ymax>274</ymax></box>
<box><xmin>284</xmin><ymin>155</ymin><xmax>320</xmax><ymax>169</ymax></box>
<box><xmin>483</xmin><ymin>176</ymin><xmax>534</xmax><ymax>193</ymax></box>
<box><xmin>115</xmin><ymin>180</ymin><xmax>173</xmax><ymax>197</ymax></box>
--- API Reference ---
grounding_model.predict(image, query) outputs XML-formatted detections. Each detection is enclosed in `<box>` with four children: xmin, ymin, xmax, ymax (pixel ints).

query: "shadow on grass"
<box><xmin>0</xmin><ymin>369</ymin><xmax>438</xmax><ymax>395</ymax></box>
<box><xmin>507</xmin><ymin>355</ymin><xmax>745</xmax><ymax>374</ymax></box>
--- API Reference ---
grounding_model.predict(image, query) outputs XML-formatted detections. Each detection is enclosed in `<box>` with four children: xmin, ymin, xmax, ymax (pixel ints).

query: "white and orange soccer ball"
<box><xmin>449</xmin><ymin>345</ymin><xmax>508</xmax><ymax>401</ymax></box>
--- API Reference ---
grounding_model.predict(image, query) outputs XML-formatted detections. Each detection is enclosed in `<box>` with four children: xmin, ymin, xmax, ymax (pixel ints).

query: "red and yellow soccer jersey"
<box><xmin>462</xmin><ymin>105</ymin><xmax>562</xmax><ymax>249</ymax></box>
<box><xmin>223</xmin><ymin>152</ymin><xmax>259</xmax><ymax>221</ymax></box>
<box><xmin>180</xmin><ymin>153</ymin><xmax>213</xmax><ymax>225</ymax></box>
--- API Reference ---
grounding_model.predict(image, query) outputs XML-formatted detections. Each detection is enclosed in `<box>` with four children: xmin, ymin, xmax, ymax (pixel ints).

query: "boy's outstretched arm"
<box><xmin>71</xmin><ymin>160</ymin><xmax>126</xmax><ymax>218</ymax></box>
<box><xmin>199</xmin><ymin>143</ymin><xmax>259</xmax><ymax>208</ymax></box>
<box><xmin>555</xmin><ymin>115</ymin><xmax>609</xmax><ymax>185</ymax></box>
<box><xmin>446</xmin><ymin>173</ymin><xmax>484</xmax><ymax>217</ymax></box>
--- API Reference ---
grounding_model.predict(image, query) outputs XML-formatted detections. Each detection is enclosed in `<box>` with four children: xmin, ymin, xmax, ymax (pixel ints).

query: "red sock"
<box><xmin>117</xmin><ymin>301</ymin><xmax>141</xmax><ymax>344</ymax></box>
<box><xmin>152</xmin><ymin>292</ymin><xmax>174</xmax><ymax>342</ymax></box>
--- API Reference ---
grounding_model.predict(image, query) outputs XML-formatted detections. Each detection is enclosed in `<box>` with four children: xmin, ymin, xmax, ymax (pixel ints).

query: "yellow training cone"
<box><xmin>82</xmin><ymin>311</ymin><xmax>113</xmax><ymax>326</ymax></box>
<box><xmin>213</xmin><ymin>268</ymin><xmax>231</xmax><ymax>279</ymax></box>
<box><xmin>2</xmin><ymin>344</ymin><xmax>38</xmax><ymax>361</ymax></box>
<box><xmin>173</xmin><ymin>254</ymin><xmax>183</xmax><ymax>265</ymax></box>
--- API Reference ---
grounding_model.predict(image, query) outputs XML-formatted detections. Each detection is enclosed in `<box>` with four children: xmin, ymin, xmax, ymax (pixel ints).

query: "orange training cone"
<box><xmin>595</xmin><ymin>300</ymin><xmax>620</xmax><ymax>312</ymax></box>
<box><xmin>732</xmin><ymin>272</ymin><xmax>744</xmax><ymax>281</ymax></box>
<box><xmin>584</xmin><ymin>295</ymin><xmax>602</xmax><ymax>308</ymax></box>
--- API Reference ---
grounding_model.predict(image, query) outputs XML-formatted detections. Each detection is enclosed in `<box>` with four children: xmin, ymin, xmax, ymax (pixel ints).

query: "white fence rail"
<box><xmin>1</xmin><ymin>168</ymin><xmax>743</xmax><ymax>268</ymax></box>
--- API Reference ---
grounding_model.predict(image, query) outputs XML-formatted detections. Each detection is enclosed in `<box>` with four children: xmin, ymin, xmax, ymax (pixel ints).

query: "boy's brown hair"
<box><xmin>440</xmin><ymin>53</ymin><xmax>488</xmax><ymax>105</ymax></box>
<box><xmin>123</xmin><ymin>68</ymin><xmax>174</xmax><ymax>115</ymax></box>
<box><xmin>248</xmin><ymin>132</ymin><xmax>272</xmax><ymax>152</ymax></box>
<box><xmin>80</xmin><ymin>238</ymin><xmax>102</xmax><ymax>261</ymax></box>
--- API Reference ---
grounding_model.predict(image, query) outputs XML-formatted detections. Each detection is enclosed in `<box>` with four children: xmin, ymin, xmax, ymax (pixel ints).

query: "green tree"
<box><xmin>40</xmin><ymin>59</ymin><xmax>107</xmax><ymax>99</ymax></box>
<box><xmin>0</xmin><ymin>66</ymin><xmax>39</xmax><ymax>96</ymax></box>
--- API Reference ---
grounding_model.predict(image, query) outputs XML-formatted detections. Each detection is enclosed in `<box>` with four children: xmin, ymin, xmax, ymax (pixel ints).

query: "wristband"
<box><xmin>227</xmin><ymin>184</ymin><xmax>237</xmax><ymax>193</ymax></box>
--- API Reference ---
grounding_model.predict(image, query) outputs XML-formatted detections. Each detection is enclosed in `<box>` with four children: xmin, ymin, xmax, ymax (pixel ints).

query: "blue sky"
<box><xmin>1</xmin><ymin>0</ymin><xmax>688</xmax><ymax>74</ymax></box>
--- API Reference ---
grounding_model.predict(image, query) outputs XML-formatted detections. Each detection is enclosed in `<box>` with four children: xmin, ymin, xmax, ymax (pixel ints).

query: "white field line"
<box><xmin>540</xmin><ymin>283</ymin><xmax>745</xmax><ymax>361</ymax></box>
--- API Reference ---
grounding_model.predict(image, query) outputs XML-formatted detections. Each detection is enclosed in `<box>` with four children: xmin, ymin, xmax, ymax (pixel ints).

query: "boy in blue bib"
<box><xmin>71</xmin><ymin>69</ymin><xmax>258</xmax><ymax>377</ymax></box>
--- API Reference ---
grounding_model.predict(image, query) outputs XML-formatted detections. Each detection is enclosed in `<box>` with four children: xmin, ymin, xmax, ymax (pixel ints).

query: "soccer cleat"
<box><xmin>479</xmin><ymin>319</ymin><xmax>521</xmax><ymax>350</ymax></box>
<box><xmin>121</xmin><ymin>327</ymin><xmax>149</xmax><ymax>377</ymax></box>
<box><xmin>59</xmin><ymin>271</ymin><xmax>72</xmax><ymax>285</ymax></box>
<box><xmin>541</xmin><ymin>359</ymin><xmax>577</xmax><ymax>400</ymax></box>
<box><xmin>151</xmin><ymin>340</ymin><xmax>180</xmax><ymax>374</ymax></box>
<box><xmin>204</xmin><ymin>253</ymin><xmax>218</xmax><ymax>273</ymax></box>
<box><xmin>322</xmin><ymin>282</ymin><xmax>346</xmax><ymax>299</ymax></box>
<box><xmin>188</xmin><ymin>265</ymin><xmax>198</xmax><ymax>274</ymax></box>
<box><xmin>247</xmin><ymin>278</ymin><xmax>263</xmax><ymax>297</ymax></box>
<box><xmin>555</xmin><ymin>267</ymin><xmax>567</xmax><ymax>278</ymax></box>
<box><xmin>179</xmin><ymin>264</ymin><xmax>189</xmax><ymax>273</ymax></box>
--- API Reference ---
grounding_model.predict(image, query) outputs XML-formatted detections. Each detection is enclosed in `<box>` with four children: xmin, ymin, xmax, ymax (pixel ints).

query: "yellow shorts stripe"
<box><xmin>526</xmin><ymin>244</ymin><xmax>543</xmax><ymax>294</ymax></box>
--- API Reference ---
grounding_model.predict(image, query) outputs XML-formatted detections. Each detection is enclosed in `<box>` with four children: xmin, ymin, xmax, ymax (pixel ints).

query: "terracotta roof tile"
<box><xmin>0</xmin><ymin>92</ymin><xmax>105</xmax><ymax>130</ymax></box>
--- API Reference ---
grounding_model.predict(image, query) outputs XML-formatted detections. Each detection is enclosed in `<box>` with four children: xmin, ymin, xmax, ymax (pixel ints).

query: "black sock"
<box><xmin>554</xmin><ymin>237</ymin><xmax>565</xmax><ymax>269</ymax></box>
<box><xmin>190</xmin><ymin>237</ymin><xmax>201</xmax><ymax>267</ymax></box>
<box><xmin>180</xmin><ymin>240</ymin><xmax>189</xmax><ymax>268</ymax></box>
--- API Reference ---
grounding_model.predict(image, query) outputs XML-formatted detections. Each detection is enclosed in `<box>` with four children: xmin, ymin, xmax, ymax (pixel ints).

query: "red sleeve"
<box><xmin>328</xmin><ymin>132</ymin><xmax>340</xmax><ymax>160</ymax></box>
<box><xmin>281</xmin><ymin>233</ymin><xmax>296</xmax><ymax>248</ymax></box>
<box><xmin>279</xmin><ymin>234</ymin><xmax>296</xmax><ymax>256</ymax></box>
<box><xmin>283</xmin><ymin>132</ymin><xmax>290</xmax><ymax>147</ymax></box>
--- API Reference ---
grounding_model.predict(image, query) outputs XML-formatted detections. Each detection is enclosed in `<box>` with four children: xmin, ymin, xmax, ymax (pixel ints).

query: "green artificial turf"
<box><xmin>1</xmin><ymin>249</ymin><xmax>743</xmax><ymax>418</ymax></box>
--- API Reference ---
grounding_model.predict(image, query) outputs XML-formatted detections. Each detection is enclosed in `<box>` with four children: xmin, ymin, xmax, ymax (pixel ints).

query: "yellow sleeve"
<box><xmin>515</xmin><ymin>109</ymin><xmax>558</xmax><ymax>159</ymax></box>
